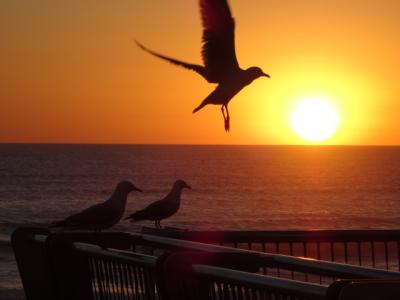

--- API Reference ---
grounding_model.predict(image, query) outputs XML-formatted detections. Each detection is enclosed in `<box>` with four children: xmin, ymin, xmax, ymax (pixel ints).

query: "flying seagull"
<box><xmin>51</xmin><ymin>181</ymin><xmax>142</xmax><ymax>231</ymax></box>
<box><xmin>125</xmin><ymin>179</ymin><xmax>191</xmax><ymax>228</ymax></box>
<box><xmin>136</xmin><ymin>0</ymin><xmax>270</xmax><ymax>131</ymax></box>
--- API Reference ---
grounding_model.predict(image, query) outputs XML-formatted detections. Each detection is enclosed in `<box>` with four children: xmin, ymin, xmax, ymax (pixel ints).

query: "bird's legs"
<box><xmin>154</xmin><ymin>220</ymin><xmax>162</xmax><ymax>229</ymax></box>
<box><xmin>221</xmin><ymin>105</ymin><xmax>230</xmax><ymax>131</ymax></box>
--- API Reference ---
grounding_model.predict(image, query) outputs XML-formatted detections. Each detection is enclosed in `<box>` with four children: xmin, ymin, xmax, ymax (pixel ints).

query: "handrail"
<box><xmin>132</xmin><ymin>233</ymin><xmax>400</xmax><ymax>280</ymax></box>
<box><xmin>141</xmin><ymin>228</ymin><xmax>400</xmax><ymax>243</ymax></box>
<box><xmin>73</xmin><ymin>242</ymin><xmax>157</xmax><ymax>266</ymax></box>
<box><xmin>193</xmin><ymin>264</ymin><xmax>327</xmax><ymax>300</ymax></box>
<box><xmin>141</xmin><ymin>228</ymin><xmax>400</xmax><ymax>272</ymax></box>
<box><xmin>32</xmin><ymin>234</ymin><xmax>47</xmax><ymax>244</ymax></box>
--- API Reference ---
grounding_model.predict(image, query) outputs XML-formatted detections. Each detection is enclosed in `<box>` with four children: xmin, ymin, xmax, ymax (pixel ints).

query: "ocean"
<box><xmin>1</xmin><ymin>144</ymin><xmax>400</xmax><ymax>298</ymax></box>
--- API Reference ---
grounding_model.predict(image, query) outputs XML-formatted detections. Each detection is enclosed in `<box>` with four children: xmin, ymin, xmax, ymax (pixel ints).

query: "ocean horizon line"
<box><xmin>1</xmin><ymin>142</ymin><xmax>400</xmax><ymax>147</ymax></box>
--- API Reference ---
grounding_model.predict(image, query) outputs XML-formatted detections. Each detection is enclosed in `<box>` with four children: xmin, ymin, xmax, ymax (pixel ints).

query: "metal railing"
<box><xmin>73</xmin><ymin>243</ymin><xmax>159</xmax><ymax>300</ymax></box>
<box><xmin>141</xmin><ymin>228</ymin><xmax>400</xmax><ymax>272</ymax></box>
<box><xmin>12</xmin><ymin>228</ymin><xmax>400</xmax><ymax>300</ymax></box>
<box><xmin>156</xmin><ymin>251</ymin><xmax>400</xmax><ymax>300</ymax></box>
<box><xmin>193</xmin><ymin>264</ymin><xmax>327</xmax><ymax>300</ymax></box>
<box><xmin>129</xmin><ymin>233</ymin><xmax>400</xmax><ymax>285</ymax></box>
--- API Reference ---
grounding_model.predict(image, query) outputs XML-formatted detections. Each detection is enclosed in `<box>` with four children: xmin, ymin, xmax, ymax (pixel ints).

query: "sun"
<box><xmin>290</xmin><ymin>97</ymin><xmax>340</xmax><ymax>143</ymax></box>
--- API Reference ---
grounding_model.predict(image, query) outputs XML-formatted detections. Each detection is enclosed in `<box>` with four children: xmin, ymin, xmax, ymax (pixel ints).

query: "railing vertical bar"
<box><xmin>103</xmin><ymin>259</ymin><xmax>112</xmax><ymax>300</ymax></box>
<box><xmin>398</xmin><ymin>241</ymin><xmax>400</xmax><ymax>272</ymax></box>
<box><xmin>230</xmin><ymin>284</ymin><xmax>237</xmax><ymax>300</ymax></box>
<box><xmin>316</xmin><ymin>242</ymin><xmax>322</xmax><ymax>285</ymax></box>
<box><xmin>121</xmin><ymin>263</ymin><xmax>127</xmax><ymax>300</ymax></box>
<box><xmin>217</xmin><ymin>281</ymin><xmax>224</xmax><ymax>300</ymax></box>
<box><xmin>122</xmin><ymin>264</ymin><xmax>128</xmax><ymax>300</ymax></box>
<box><xmin>87</xmin><ymin>258</ymin><xmax>95</xmax><ymax>300</ymax></box>
<box><xmin>113</xmin><ymin>262</ymin><xmax>121</xmax><ymax>300</ymax></box>
<box><xmin>101</xmin><ymin>259</ymin><xmax>111</xmax><ymax>300</ymax></box>
<box><xmin>289</xmin><ymin>243</ymin><xmax>294</xmax><ymax>280</ymax></box>
<box><xmin>303</xmin><ymin>242</ymin><xmax>308</xmax><ymax>282</ymax></box>
<box><xmin>261</xmin><ymin>242</ymin><xmax>267</xmax><ymax>275</ymax></box>
<box><xmin>276</xmin><ymin>243</ymin><xmax>280</xmax><ymax>277</ymax></box>
<box><xmin>244</xmin><ymin>286</ymin><xmax>251</xmax><ymax>300</ymax></box>
<box><xmin>384</xmin><ymin>241</ymin><xmax>389</xmax><ymax>270</ymax></box>
<box><xmin>112</xmin><ymin>262</ymin><xmax>122</xmax><ymax>300</ymax></box>
<box><xmin>90</xmin><ymin>258</ymin><xmax>100</xmax><ymax>300</ymax></box>
<box><xmin>317</xmin><ymin>242</ymin><xmax>321</xmax><ymax>260</ymax></box>
<box><xmin>134</xmin><ymin>266</ymin><xmax>142</xmax><ymax>300</ymax></box>
<box><xmin>126</xmin><ymin>264</ymin><xmax>134</xmax><ymax>300</ymax></box>
<box><xmin>107</xmin><ymin>260</ymin><xmax>117</xmax><ymax>300</ymax></box>
<box><xmin>371</xmin><ymin>241</ymin><xmax>376</xmax><ymax>268</ymax></box>
<box><xmin>117</xmin><ymin>263</ymin><xmax>126</xmax><ymax>300</ymax></box>
<box><xmin>222</xmin><ymin>282</ymin><xmax>230</xmax><ymax>300</ymax></box>
<box><xmin>138</xmin><ymin>266</ymin><xmax>146</xmax><ymax>300</ymax></box>
<box><xmin>357</xmin><ymin>242</ymin><xmax>362</xmax><ymax>266</ymax></box>
<box><xmin>126</xmin><ymin>266</ymin><xmax>135</xmax><ymax>300</ymax></box>
<box><xmin>251</xmin><ymin>287</ymin><xmax>257</xmax><ymax>300</ymax></box>
<box><xmin>99</xmin><ymin>260</ymin><xmax>108</xmax><ymax>300</ymax></box>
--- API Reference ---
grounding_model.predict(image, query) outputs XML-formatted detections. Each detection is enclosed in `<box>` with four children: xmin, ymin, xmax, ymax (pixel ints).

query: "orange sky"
<box><xmin>1</xmin><ymin>0</ymin><xmax>399</xmax><ymax>145</ymax></box>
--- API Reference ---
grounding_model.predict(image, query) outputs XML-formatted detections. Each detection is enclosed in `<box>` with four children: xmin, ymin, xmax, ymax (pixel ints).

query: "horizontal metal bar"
<box><xmin>193</xmin><ymin>264</ymin><xmax>327</xmax><ymax>300</ymax></box>
<box><xmin>133</xmin><ymin>233</ymin><xmax>400</xmax><ymax>279</ymax></box>
<box><xmin>73</xmin><ymin>242</ymin><xmax>157</xmax><ymax>266</ymax></box>
<box><xmin>31</xmin><ymin>234</ymin><xmax>47</xmax><ymax>244</ymax></box>
<box><xmin>141</xmin><ymin>228</ymin><xmax>400</xmax><ymax>243</ymax></box>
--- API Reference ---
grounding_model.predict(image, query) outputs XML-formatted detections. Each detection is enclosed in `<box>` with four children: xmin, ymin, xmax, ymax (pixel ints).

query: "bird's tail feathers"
<box><xmin>50</xmin><ymin>220</ymin><xmax>66</xmax><ymax>228</ymax></box>
<box><xmin>192</xmin><ymin>102</ymin><xmax>207</xmax><ymax>113</ymax></box>
<box><xmin>124</xmin><ymin>211</ymin><xmax>143</xmax><ymax>222</ymax></box>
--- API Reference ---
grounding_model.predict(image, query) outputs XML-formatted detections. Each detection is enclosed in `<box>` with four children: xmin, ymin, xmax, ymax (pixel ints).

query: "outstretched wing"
<box><xmin>200</xmin><ymin>0</ymin><xmax>240</xmax><ymax>82</ymax></box>
<box><xmin>135</xmin><ymin>41</ymin><xmax>207</xmax><ymax>80</ymax></box>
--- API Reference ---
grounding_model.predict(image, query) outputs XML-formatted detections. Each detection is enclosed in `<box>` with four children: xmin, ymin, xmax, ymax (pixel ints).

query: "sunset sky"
<box><xmin>1</xmin><ymin>0</ymin><xmax>399</xmax><ymax>145</ymax></box>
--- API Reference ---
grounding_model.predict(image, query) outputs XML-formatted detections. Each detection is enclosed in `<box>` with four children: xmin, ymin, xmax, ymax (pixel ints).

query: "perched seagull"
<box><xmin>125</xmin><ymin>179</ymin><xmax>191</xmax><ymax>228</ymax></box>
<box><xmin>50</xmin><ymin>181</ymin><xmax>142</xmax><ymax>231</ymax></box>
<box><xmin>136</xmin><ymin>0</ymin><xmax>270</xmax><ymax>131</ymax></box>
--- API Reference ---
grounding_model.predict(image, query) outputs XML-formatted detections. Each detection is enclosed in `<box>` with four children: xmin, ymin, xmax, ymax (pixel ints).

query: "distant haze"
<box><xmin>1</xmin><ymin>0</ymin><xmax>400</xmax><ymax>145</ymax></box>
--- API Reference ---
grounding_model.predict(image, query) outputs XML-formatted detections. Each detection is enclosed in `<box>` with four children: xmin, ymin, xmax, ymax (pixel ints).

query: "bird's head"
<box><xmin>246</xmin><ymin>67</ymin><xmax>270</xmax><ymax>80</ymax></box>
<box><xmin>116</xmin><ymin>181</ymin><xmax>143</xmax><ymax>194</ymax></box>
<box><xmin>174</xmin><ymin>179</ymin><xmax>192</xmax><ymax>190</ymax></box>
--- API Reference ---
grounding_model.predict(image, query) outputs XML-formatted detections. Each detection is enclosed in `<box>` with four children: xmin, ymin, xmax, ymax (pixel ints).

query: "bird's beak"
<box><xmin>133</xmin><ymin>187</ymin><xmax>143</xmax><ymax>192</ymax></box>
<box><xmin>185</xmin><ymin>184</ymin><xmax>192</xmax><ymax>189</ymax></box>
<box><xmin>262</xmin><ymin>72</ymin><xmax>270</xmax><ymax>78</ymax></box>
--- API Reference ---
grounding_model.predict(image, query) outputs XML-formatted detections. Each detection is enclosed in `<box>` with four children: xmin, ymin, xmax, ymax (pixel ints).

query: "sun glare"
<box><xmin>290</xmin><ymin>97</ymin><xmax>340</xmax><ymax>143</ymax></box>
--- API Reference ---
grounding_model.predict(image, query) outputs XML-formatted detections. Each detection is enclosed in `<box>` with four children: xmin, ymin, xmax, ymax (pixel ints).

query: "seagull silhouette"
<box><xmin>125</xmin><ymin>179</ymin><xmax>191</xmax><ymax>228</ymax></box>
<box><xmin>136</xmin><ymin>0</ymin><xmax>270</xmax><ymax>131</ymax></box>
<box><xmin>50</xmin><ymin>181</ymin><xmax>142</xmax><ymax>231</ymax></box>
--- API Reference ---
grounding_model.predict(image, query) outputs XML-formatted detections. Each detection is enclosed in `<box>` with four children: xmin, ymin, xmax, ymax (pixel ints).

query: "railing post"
<box><xmin>46</xmin><ymin>234</ymin><xmax>93</xmax><ymax>300</ymax></box>
<box><xmin>11</xmin><ymin>227</ymin><xmax>55</xmax><ymax>300</ymax></box>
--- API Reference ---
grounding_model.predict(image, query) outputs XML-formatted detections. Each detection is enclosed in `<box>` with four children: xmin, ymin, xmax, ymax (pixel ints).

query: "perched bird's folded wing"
<box><xmin>64</xmin><ymin>202</ymin><xmax>114</xmax><ymax>227</ymax></box>
<box><xmin>135</xmin><ymin>41</ymin><xmax>207</xmax><ymax>80</ymax></box>
<box><xmin>200</xmin><ymin>0</ymin><xmax>240</xmax><ymax>82</ymax></box>
<box><xmin>127</xmin><ymin>199</ymin><xmax>169</xmax><ymax>220</ymax></box>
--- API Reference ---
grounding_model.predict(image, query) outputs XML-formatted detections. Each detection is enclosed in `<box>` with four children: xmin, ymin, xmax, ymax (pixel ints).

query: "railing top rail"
<box><xmin>72</xmin><ymin>241</ymin><xmax>157</xmax><ymax>266</ymax></box>
<box><xmin>141</xmin><ymin>227</ymin><xmax>400</xmax><ymax>243</ymax></box>
<box><xmin>132</xmin><ymin>233</ymin><xmax>400</xmax><ymax>279</ymax></box>
<box><xmin>193</xmin><ymin>264</ymin><xmax>327</xmax><ymax>300</ymax></box>
<box><xmin>31</xmin><ymin>234</ymin><xmax>47</xmax><ymax>244</ymax></box>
